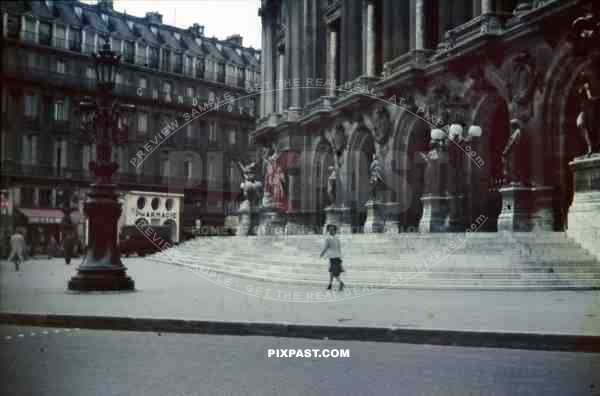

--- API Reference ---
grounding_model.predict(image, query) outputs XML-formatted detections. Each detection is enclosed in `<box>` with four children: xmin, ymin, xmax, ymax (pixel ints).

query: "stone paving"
<box><xmin>1</xmin><ymin>257</ymin><xmax>600</xmax><ymax>335</ymax></box>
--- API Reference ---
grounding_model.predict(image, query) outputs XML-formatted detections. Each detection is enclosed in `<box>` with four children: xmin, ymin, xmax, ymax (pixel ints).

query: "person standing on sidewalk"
<box><xmin>63</xmin><ymin>231</ymin><xmax>74</xmax><ymax>265</ymax></box>
<box><xmin>8</xmin><ymin>229</ymin><xmax>26</xmax><ymax>271</ymax></box>
<box><xmin>47</xmin><ymin>235</ymin><xmax>58</xmax><ymax>258</ymax></box>
<box><xmin>320</xmin><ymin>225</ymin><xmax>345</xmax><ymax>291</ymax></box>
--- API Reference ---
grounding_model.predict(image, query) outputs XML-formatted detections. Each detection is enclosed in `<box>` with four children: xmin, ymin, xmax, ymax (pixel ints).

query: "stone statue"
<box><xmin>368</xmin><ymin>153</ymin><xmax>384</xmax><ymax>201</ymax></box>
<box><xmin>501</xmin><ymin>119</ymin><xmax>529</xmax><ymax>186</ymax></box>
<box><xmin>419</xmin><ymin>137</ymin><xmax>449</xmax><ymax>195</ymax></box>
<box><xmin>237</xmin><ymin>161</ymin><xmax>262</xmax><ymax>209</ymax></box>
<box><xmin>576</xmin><ymin>73</ymin><xmax>600</xmax><ymax>157</ymax></box>
<box><xmin>260</xmin><ymin>144</ymin><xmax>280</xmax><ymax>208</ymax></box>
<box><xmin>326</xmin><ymin>165</ymin><xmax>337</xmax><ymax>207</ymax></box>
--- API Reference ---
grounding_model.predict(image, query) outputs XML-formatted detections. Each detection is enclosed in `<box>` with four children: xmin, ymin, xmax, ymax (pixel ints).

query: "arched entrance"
<box><xmin>396</xmin><ymin>117</ymin><xmax>429</xmax><ymax>231</ymax></box>
<box><xmin>312</xmin><ymin>138</ymin><xmax>335</xmax><ymax>228</ymax></box>
<box><xmin>347</xmin><ymin>129</ymin><xmax>375</xmax><ymax>231</ymax></box>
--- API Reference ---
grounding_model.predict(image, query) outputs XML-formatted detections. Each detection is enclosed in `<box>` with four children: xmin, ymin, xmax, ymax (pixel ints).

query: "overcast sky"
<box><xmin>110</xmin><ymin>0</ymin><xmax>262</xmax><ymax>49</ymax></box>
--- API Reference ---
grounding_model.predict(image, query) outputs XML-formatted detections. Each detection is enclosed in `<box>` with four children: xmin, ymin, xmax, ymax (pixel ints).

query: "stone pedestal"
<box><xmin>323</xmin><ymin>206</ymin><xmax>352</xmax><ymax>234</ymax></box>
<box><xmin>258</xmin><ymin>205</ymin><xmax>286</xmax><ymax>235</ymax></box>
<box><xmin>419</xmin><ymin>195</ymin><xmax>451</xmax><ymax>233</ymax></box>
<box><xmin>448</xmin><ymin>194</ymin><xmax>467</xmax><ymax>232</ymax></box>
<box><xmin>498</xmin><ymin>185</ymin><xmax>554</xmax><ymax>232</ymax></box>
<box><xmin>237</xmin><ymin>204</ymin><xmax>257</xmax><ymax>236</ymax></box>
<box><xmin>567</xmin><ymin>156</ymin><xmax>600</xmax><ymax>259</ymax></box>
<box><xmin>363</xmin><ymin>200</ymin><xmax>385</xmax><ymax>233</ymax></box>
<box><xmin>497</xmin><ymin>186</ymin><xmax>533</xmax><ymax>231</ymax></box>
<box><xmin>382</xmin><ymin>202</ymin><xmax>402</xmax><ymax>233</ymax></box>
<box><xmin>531</xmin><ymin>186</ymin><xmax>554</xmax><ymax>231</ymax></box>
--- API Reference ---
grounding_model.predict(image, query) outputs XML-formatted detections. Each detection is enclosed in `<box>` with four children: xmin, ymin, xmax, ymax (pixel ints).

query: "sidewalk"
<box><xmin>1</xmin><ymin>257</ymin><xmax>600</xmax><ymax>348</ymax></box>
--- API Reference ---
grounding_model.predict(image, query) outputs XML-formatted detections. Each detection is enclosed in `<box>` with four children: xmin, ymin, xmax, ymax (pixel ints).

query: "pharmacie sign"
<box><xmin>135</xmin><ymin>210</ymin><xmax>176</xmax><ymax>219</ymax></box>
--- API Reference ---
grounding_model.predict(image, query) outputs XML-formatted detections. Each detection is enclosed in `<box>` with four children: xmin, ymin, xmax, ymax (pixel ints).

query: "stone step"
<box><xmin>147</xmin><ymin>232</ymin><xmax>600</xmax><ymax>290</ymax></box>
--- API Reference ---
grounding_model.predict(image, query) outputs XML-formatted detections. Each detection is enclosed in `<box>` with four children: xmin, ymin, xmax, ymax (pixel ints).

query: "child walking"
<box><xmin>320</xmin><ymin>225</ymin><xmax>345</xmax><ymax>291</ymax></box>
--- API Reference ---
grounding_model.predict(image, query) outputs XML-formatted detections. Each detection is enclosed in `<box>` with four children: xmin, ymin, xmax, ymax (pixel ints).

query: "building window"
<box><xmin>24</xmin><ymin>17</ymin><xmax>36</xmax><ymax>42</ymax></box>
<box><xmin>186</xmin><ymin>123</ymin><xmax>193</xmax><ymax>141</ymax></box>
<box><xmin>139</xmin><ymin>77</ymin><xmax>148</xmax><ymax>89</ymax></box>
<box><xmin>39</xmin><ymin>189</ymin><xmax>51</xmax><ymax>207</ymax></box>
<box><xmin>55</xmin><ymin>25</ymin><xmax>66</xmax><ymax>48</ymax></box>
<box><xmin>161</xmin><ymin>48</ymin><xmax>171</xmax><ymax>70</ymax></box>
<box><xmin>209</xmin><ymin>122</ymin><xmax>217</xmax><ymax>142</ymax></box>
<box><xmin>69</xmin><ymin>28</ymin><xmax>82</xmax><ymax>51</ymax></box>
<box><xmin>53</xmin><ymin>140</ymin><xmax>67</xmax><ymax>170</ymax></box>
<box><xmin>24</xmin><ymin>94</ymin><xmax>37</xmax><ymax>117</ymax></box>
<box><xmin>151</xmin><ymin>197</ymin><xmax>160</xmax><ymax>210</ymax></box>
<box><xmin>115</xmin><ymin>72</ymin><xmax>123</xmax><ymax>86</ymax></box>
<box><xmin>207</xmin><ymin>160</ymin><xmax>214</xmax><ymax>182</ymax></box>
<box><xmin>39</xmin><ymin>22</ymin><xmax>52</xmax><ymax>45</ymax></box>
<box><xmin>82</xmin><ymin>144</ymin><xmax>91</xmax><ymax>170</ymax></box>
<box><xmin>165</xmin><ymin>198</ymin><xmax>174</xmax><ymax>211</ymax></box>
<box><xmin>163</xmin><ymin>82</ymin><xmax>172</xmax><ymax>102</ymax></box>
<box><xmin>22</xmin><ymin>135</ymin><xmax>38</xmax><ymax>165</ymax></box>
<box><xmin>149</xmin><ymin>47</ymin><xmax>159</xmax><ymax>68</ymax></box>
<box><xmin>56</xmin><ymin>60</ymin><xmax>66</xmax><ymax>74</ymax></box>
<box><xmin>160</xmin><ymin>157</ymin><xmax>170</xmax><ymax>178</ymax></box>
<box><xmin>21</xmin><ymin>188</ymin><xmax>34</xmax><ymax>207</ymax></box>
<box><xmin>228</xmin><ymin>129</ymin><xmax>236</xmax><ymax>144</ymax></box>
<box><xmin>185</xmin><ymin>87</ymin><xmax>194</xmax><ymax>98</ymax></box>
<box><xmin>184</xmin><ymin>158</ymin><xmax>193</xmax><ymax>179</ymax></box>
<box><xmin>137</xmin><ymin>197</ymin><xmax>146</xmax><ymax>210</ymax></box>
<box><xmin>54</xmin><ymin>100</ymin><xmax>67</xmax><ymax>121</ymax></box>
<box><xmin>123</xmin><ymin>41</ymin><xmax>134</xmax><ymax>63</ymax></box>
<box><xmin>138</xmin><ymin>112</ymin><xmax>148</xmax><ymax>133</ymax></box>
<box><xmin>111</xmin><ymin>38</ymin><xmax>122</xmax><ymax>53</ymax></box>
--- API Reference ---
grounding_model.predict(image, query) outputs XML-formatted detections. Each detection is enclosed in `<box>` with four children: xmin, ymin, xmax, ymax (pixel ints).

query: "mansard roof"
<box><xmin>1</xmin><ymin>0</ymin><xmax>261</xmax><ymax>69</ymax></box>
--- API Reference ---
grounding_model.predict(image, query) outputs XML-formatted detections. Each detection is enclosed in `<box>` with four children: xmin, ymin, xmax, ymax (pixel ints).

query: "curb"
<box><xmin>1</xmin><ymin>312</ymin><xmax>599</xmax><ymax>352</ymax></box>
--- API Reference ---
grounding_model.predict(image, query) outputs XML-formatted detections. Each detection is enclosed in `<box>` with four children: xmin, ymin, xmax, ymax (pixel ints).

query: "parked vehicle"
<box><xmin>119</xmin><ymin>225</ymin><xmax>172</xmax><ymax>257</ymax></box>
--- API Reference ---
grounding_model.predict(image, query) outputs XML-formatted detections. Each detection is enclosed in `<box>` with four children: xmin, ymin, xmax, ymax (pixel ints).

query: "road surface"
<box><xmin>1</xmin><ymin>325</ymin><xmax>599</xmax><ymax>396</ymax></box>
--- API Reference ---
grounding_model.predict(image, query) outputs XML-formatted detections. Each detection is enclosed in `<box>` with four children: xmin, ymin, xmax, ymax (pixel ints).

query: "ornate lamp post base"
<box><xmin>68</xmin><ymin>184</ymin><xmax>134</xmax><ymax>292</ymax></box>
<box><xmin>68</xmin><ymin>268</ymin><xmax>134</xmax><ymax>292</ymax></box>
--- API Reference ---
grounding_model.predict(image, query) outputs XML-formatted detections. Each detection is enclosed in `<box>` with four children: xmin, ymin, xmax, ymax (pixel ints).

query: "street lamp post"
<box><xmin>68</xmin><ymin>38</ymin><xmax>135</xmax><ymax>291</ymax></box>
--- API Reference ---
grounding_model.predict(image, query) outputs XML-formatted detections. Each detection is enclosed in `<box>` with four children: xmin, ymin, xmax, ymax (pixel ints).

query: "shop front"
<box><xmin>15</xmin><ymin>208</ymin><xmax>82</xmax><ymax>256</ymax></box>
<box><xmin>119</xmin><ymin>191</ymin><xmax>183</xmax><ymax>243</ymax></box>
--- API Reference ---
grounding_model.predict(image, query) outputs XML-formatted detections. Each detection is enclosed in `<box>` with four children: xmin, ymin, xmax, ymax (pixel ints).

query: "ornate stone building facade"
<box><xmin>250</xmin><ymin>0</ymin><xmax>600</xmax><ymax>238</ymax></box>
<box><xmin>0</xmin><ymin>0</ymin><xmax>261</xmax><ymax>251</ymax></box>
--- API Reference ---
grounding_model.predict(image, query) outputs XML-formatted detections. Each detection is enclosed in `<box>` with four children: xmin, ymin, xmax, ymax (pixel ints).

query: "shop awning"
<box><xmin>17</xmin><ymin>208</ymin><xmax>81</xmax><ymax>224</ymax></box>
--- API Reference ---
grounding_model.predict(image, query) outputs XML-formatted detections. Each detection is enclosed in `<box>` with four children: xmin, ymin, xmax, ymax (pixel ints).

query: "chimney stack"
<box><xmin>97</xmin><ymin>0</ymin><xmax>114</xmax><ymax>10</ymax></box>
<box><xmin>188</xmin><ymin>23</ymin><xmax>205</xmax><ymax>38</ymax></box>
<box><xmin>145</xmin><ymin>11</ymin><xmax>163</xmax><ymax>25</ymax></box>
<box><xmin>226</xmin><ymin>34</ymin><xmax>243</xmax><ymax>46</ymax></box>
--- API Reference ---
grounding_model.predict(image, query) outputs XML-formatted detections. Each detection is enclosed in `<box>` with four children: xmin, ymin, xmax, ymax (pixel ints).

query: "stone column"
<box><xmin>410</xmin><ymin>0</ymin><xmax>425</xmax><ymax>50</ymax></box>
<box><xmin>277</xmin><ymin>49</ymin><xmax>285</xmax><ymax>113</ymax></box>
<box><xmin>481</xmin><ymin>0</ymin><xmax>492</xmax><ymax>14</ymax></box>
<box><xmin>327</xmin><ymin>27</ymin><xmax>337</xmax><ymax>96</ymax></box>
<box><xmin>365</xmin><ymin>0</ymin><xmax>376</xmax><ymax>77</ymax></box>
<box><xmin>263</xmin><ymin>20</ymin><xmax>275</xmax><ymax>115</ymax></box>
<box><xmin>289</xmin><ymin>0</ymin><xmax>302</xmax><ymax>111</ymax></box>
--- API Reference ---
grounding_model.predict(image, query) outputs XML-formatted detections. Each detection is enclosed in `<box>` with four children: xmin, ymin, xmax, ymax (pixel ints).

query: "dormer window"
<box><xmin>195</xmin><ymin>38</ymin><xmax>202</xmax><ymax>46</ymax></box>
<box><xmin>216</xmin><ymin>43</ymin><xmax>222</xmax><ymax>51</ymax></box>
<box><xmin>255</xmin><ymin>53</ymin><xmax>260</xmax><ymax>61</ymax></box>
<box><xmin>235</xmin><ymin>48</ymin><xmax>242</xmax><ymax>56</ymax></box>
<box><xmin>74</xmin><ymin>7</ymin><xmax>82</xmax><ymax>18</ymax></box>
<box><xmin>101</xmin><ymin>14</ymin><xmax>109</xmax><ymax>24</ymax></box>
<box><xmin>173</xmin><ymin>32</ymin><xmax>180</xmax><ymax>40</ymax></box>
<box><xmin>127</xmin><ymin>21</ymin><xmax>134</xmax><ymax>30</ymax></box>
<box><xmin>151</xmin><ymin>26</ymin><xmax>157</xmax><ymax>35</ymax></box>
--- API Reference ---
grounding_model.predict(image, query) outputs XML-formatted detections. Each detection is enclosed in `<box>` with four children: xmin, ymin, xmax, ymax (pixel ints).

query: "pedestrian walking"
<box><xmin>8</xmin><ymin>229</ymin><xmax>26</xmax><ymax>271</ymax></box>
<box><xmin>320</xmin><ymin>224</ymin><xmax>345</xmax><ymax>291</ymax></box>
<box><xmin>47</xmin><ymin>235</ymin><xmax>58</xmax><ymax>258</ymax></box>
<box><xmin>63</xmin><ymin>232</ymin><xmax>74</xmax><ymax>265</ymax></box>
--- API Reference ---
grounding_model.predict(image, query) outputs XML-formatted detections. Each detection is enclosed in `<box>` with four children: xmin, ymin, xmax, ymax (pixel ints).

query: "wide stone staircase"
<box><xmin>148</xmin><ymin>232</ymin><xmax>600</xmax><ymax>290</ymax></box>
